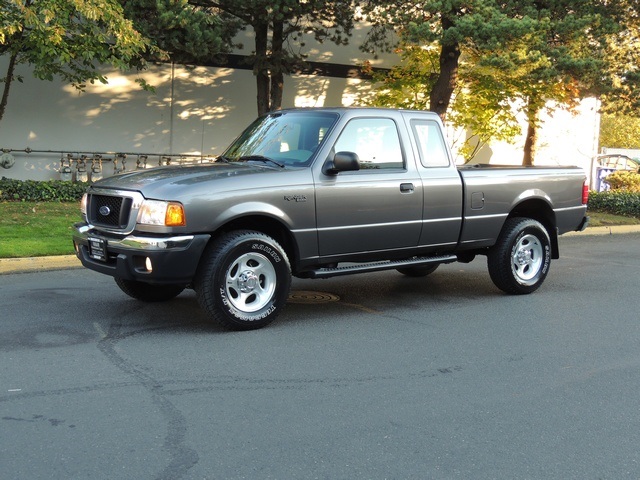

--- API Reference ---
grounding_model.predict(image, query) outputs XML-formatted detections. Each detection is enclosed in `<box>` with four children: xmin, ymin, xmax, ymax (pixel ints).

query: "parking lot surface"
<box><xmin>1</xmin><ymin>232</ymin><xmax>639</xmax><ymax>479</ymax></box>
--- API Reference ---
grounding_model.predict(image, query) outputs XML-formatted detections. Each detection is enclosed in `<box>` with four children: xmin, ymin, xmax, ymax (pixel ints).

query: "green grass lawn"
<box><xmin>0</xmin><ymin>201</ymin><xmax>638</xmax><ymax>259</ymax></box>
<box><xmin>587</xmin><ymin>211</ymin><xmax>640</xmax><ymax>227</ymax></box>
<box><xmin>0</xmin><ymin>201</ymin><xmax>82</xmax><ymax>258</ymax></box>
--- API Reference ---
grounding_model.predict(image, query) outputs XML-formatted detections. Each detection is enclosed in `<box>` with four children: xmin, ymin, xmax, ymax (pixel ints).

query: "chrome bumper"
<box><xmin>72</xmin><ymin>223</ymin><xmax>210</xmax><ymax>284</ymax></box>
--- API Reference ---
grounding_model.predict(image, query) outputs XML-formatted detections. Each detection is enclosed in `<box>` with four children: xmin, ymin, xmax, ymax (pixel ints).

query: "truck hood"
<box><xmin>91</xmin><ymin>162</ymin><xmax>283</xmax><ymax>198</ymax></box>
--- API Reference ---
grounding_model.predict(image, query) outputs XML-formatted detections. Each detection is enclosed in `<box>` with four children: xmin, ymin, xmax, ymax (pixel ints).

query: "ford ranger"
<box><xmin>73</xmin><ymin>108</ymin><xmax>589</xmax><ymax>330</ymax></box>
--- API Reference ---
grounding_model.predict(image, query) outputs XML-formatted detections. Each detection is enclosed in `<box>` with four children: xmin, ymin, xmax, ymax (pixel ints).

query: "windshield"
<box><xmin>222</xmin><ymin>111</ymin><xmax>339</xmax><ymax>167</ymax></box>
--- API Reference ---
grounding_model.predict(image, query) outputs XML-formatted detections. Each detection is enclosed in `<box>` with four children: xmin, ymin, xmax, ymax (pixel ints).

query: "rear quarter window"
<box><xmin>411</xmin><ymin>120</ymin><xmax>450</xmax><ymax>168</ymax></box>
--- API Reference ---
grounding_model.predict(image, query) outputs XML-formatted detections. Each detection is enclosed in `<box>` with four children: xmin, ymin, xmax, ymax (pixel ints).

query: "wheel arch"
<box><xmin>211</xmin><ymin>214</ymin><xmax>300</xmax><ymax>270</ymax></box>
<box><xmin>508</xmin><ymin>198</ymin><xmax>559</xmax><ymax>259</ymax></box>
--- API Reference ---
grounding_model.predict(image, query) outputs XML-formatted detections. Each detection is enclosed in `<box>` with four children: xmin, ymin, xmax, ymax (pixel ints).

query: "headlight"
<box><xmin>138</xmin><ymin>200</ymin><xmax>186</xmax><ymax>226</ymax></box>
<box><xmin>80</xmin><ymin>193</ymin><xmax>88</xmax><ymax>217</ymax></box>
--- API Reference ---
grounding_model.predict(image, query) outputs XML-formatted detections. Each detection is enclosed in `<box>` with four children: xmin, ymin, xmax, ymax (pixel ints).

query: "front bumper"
<box><xmin>73</xmin><ymin>223</ymin><xmax>210</xmax><ymax>284</ymax></box>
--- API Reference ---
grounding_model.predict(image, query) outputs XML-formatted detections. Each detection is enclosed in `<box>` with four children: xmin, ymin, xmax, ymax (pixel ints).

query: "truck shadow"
<box><xmin>90</xmin><ymin>266</ymin><xmax>503</xmax><ymax>334</ymax></box>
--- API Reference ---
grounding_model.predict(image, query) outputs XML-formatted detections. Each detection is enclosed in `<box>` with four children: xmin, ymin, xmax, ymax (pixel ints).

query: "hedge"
<box><xmin>0</xmin><ymin>177</ymin><xmax>88</xmax><ymax>202</ymax></box>
<box><xmin>588</xmin><ymin>190</ymin><xmax>640</xmax><ymax>217</ymax></box>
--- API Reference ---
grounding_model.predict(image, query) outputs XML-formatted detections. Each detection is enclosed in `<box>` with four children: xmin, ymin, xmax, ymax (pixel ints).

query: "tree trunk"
<box><xmin>269</xmin><ymin>19</ymin><xmax>284</xmax><ymax>111</ymax></box>
<box><xmin>254</xmin><ymin>20</ymin><xmax>270</xmax><ymax>116</ymax></box>
<box><xmin>522</xmin><ymin>103</ymin><xmax>539</xmax><ymax>166</ymax></box>
<box><xmin>0</xmin><ymin>51</ymin><xmax>18</xmax><ymax>125</ymax></box>
<box><xmin>429</xmin><ymin>16</ymin><xmax>461</xmax><ymax>121</ymax></box>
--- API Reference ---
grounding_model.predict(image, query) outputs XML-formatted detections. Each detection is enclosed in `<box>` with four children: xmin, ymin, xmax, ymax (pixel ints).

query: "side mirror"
<box><xmin>323</xmin><ymin>151</ymin><xmax>360</xmax><ymax>175</ymax></box>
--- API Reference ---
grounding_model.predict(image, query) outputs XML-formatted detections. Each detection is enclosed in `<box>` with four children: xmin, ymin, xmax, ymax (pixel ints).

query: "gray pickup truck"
<box><xmin>73</xmin><ymin>107</ymin><xmax>589</xmax><ymax>329</ymax></box>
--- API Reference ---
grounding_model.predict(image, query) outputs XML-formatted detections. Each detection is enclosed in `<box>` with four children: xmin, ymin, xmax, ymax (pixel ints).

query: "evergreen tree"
<box><xmin>361</xmin><ymin>0</ymin><xmax>636</xmax><ymax>165</ymax></box>
<box><xmin>190</xmin><ymin>0</ymin><xmax>356</xmax><ymax>115</ymax></box>
<box><xmin>121</xmin><ymin>0</ymin><xmax>239</xmax><ymax>64</ymax></box>
<box><xmin>485</xmin><ymin>1</ymin><xmax>626</xmax><ymax>165</ymax></box>
<box><xmin>598</xmin><ymin>0</ymin><xmax>640</xmax><ymax>116</ymax></box>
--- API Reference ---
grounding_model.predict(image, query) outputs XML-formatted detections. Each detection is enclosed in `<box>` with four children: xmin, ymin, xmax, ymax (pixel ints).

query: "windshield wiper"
<box><xmin>216</xmin><ymin>155</ymin><xmax>232</xmax><ymax>163</ymax></box>
<box><xmin>238</xmin><ymin>155</ymin><xmax>285</xmax><ymax>168</ymax></box>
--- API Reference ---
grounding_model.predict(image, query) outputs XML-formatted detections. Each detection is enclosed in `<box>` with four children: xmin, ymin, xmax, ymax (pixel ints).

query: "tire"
<box><xmin>396</xmin><ymin>264</ymin><xmax>439</xmax><ymax>277</ymax></box>
<box><xmin>487</xmin><ymin>217</ymin><xmax>551</xmax><ymax>295</ymax></box>
<box><xmin>114</xmin><ymin>278</ymin><xmax>185</xmax><ymax>302</ymax></box>
<box><xmin>195</xmin><ymin>230</ymin><xmax>291</xmax><ymax>330</ymax></box>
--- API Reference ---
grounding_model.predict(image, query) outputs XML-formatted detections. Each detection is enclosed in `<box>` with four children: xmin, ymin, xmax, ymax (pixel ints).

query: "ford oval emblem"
<box><xmin>99</xmin><ymin>205</ymin><xmax>111</xmax><ymax>216</ymax></box>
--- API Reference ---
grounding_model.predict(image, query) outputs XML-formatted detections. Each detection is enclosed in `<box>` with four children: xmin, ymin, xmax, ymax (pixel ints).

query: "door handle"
<box><xmin>400</xmin><ymin>183</ymin><xmax>414</xmax><ymax>193</ymax></box>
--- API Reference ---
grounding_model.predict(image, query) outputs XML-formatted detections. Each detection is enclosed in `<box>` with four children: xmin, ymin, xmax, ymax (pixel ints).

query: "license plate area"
<box><xmin>88</xmin><ymin>237</ymin><xmax>107</xmax><ymax>262</ymax></box>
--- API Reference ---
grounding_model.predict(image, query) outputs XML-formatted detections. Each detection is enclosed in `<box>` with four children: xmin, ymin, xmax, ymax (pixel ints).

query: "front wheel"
<box><xmin>487</xmin><ymin>217</ymin><xmax>551</xmax><ymax>295</ymax></box>
<box><xmin>195</xmin><ymin>231</ymin><xmax>291</xmax><ymax>330</ymax></box>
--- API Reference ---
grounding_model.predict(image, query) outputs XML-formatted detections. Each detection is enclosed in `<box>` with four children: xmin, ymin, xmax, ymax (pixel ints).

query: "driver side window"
<box><xmin>333</xmin><ymin>118</ymin><xmax>404</xmax><ymax>170</ymax></box>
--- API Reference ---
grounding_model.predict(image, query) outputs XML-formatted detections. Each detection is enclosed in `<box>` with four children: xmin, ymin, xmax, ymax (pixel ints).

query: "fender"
<box><xmin>212</xmin><ymin>201</ymin><xmax>296</xmax><ymax>229</ymax></box>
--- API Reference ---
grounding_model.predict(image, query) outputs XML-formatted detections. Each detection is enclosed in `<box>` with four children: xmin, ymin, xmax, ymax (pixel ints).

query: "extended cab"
<box><xmin>73</xmin><ymin>108</ymin><xmax>589</xmax><ymax>329</ymax></box>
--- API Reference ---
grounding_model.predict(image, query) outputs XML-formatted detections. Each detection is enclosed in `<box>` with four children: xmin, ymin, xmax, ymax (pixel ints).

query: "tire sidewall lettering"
<box><xmin>541</xmin><ymin>244</ymin><xmax>550</xmax><ymax>275</ymax></box>
<box><xmin>251</xmin><ymin>242</ymin><xmax>281</xmax><ymax>263</ymax></box>
<box><xmin>219</xmin><ymin>286</ymin><xmax>277</xmax><ymax>322</ymax></box>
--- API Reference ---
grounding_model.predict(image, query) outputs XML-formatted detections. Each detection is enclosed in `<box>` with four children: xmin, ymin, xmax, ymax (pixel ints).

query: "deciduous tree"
<box><xmin>600</xmin><ymin>114</ymin><xmax>640</xmax><ymax>150</ymax></box>
<box><xmin>361</xmin><ymin>43</ymin><xmax>521</xmax><ymax>163</ymax></box>
<box><xmin>0</xmin><ymin>0</ymin><xmax>152</xmax><ymax>124</ymax></box>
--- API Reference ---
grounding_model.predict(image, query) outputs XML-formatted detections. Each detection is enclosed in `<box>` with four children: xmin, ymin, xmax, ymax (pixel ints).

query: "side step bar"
<box><xmin>306</xmin><ymin>254</ymin><xmax>458</xmax><ymax>279</ymax></box>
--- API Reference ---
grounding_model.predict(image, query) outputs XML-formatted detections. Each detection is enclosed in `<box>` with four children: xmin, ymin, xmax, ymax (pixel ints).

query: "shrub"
<box><xmin>0</xmin><ymin>177</ymin><xmax>88</xmax><ymax>202</ymax></box>
<box><xmin>588</xmin><ymin>190</ymin><xmax>640</xmax><ymax>217</ymax></box>
<box><xmin>604</xmin><ymin>170</ymin><xmax>640</xmax><ymax>192</ymax></box>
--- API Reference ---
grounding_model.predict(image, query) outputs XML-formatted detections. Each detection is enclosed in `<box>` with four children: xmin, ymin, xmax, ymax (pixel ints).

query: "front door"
<box><xmin>314</xmin><ymin>117</ymin><xmax>423</xmax><ymax>258</ymax></box>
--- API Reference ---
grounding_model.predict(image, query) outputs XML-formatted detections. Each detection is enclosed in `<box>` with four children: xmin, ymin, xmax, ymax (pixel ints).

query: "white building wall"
<box><xmin>0</xmin><ymin>61</ymin><xmax>255</xmax><ymax>180</ymax></box>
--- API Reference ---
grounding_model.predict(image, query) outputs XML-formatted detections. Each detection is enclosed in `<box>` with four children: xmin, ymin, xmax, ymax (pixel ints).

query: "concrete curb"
<box><xmin>1</xmin><ymin>225</ymin><xmax>639</xmax><ymax>275</ymax></box>
<box><xmin>563</xmin><ymin>225</ymin><xmax>640</xmax><ymax>236</ymax></box>
<box><xmin>0</xmin><ymin>255</ymin><xmax>82</xmax><ymax>275</ymax></box>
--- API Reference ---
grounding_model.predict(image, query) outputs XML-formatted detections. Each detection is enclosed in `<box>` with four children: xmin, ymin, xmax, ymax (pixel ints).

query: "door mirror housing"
<box><xmin>323</xmin><ymin>151</ymin><xmax>360</xmax><ymax>175</ymax></box>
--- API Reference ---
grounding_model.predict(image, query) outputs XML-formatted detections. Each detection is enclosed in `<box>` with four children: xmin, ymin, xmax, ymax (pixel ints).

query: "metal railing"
<box><xmin>1</xmin><ymin>147</ymin><xmax>219</xmax><ymax>182</ymax></box>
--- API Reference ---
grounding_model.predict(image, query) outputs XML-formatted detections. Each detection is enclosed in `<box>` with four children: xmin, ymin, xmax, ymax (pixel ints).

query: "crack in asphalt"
<box><xmin>97</xmin><ymin>321</ymin><xmax>199</xmax><ymax>480</ymax></box>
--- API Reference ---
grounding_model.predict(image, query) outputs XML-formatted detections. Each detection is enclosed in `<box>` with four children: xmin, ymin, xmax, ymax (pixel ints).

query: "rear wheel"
<box><xmin>195</xmin><ymin>230</ymin><xmax>291</xmax><ymax>330</ymax></box>
<box><xmin>114</xmin><ymin>278</ymin><xmax>185</xmax><ymax>302</ymax></box>
<box><xmin>487</xmin><ymin>217</ymin><xmax>551</xmax><ymax>294</ymax></box>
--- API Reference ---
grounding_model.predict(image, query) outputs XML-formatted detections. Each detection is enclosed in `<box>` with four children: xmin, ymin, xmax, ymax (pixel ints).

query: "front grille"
<box><xmin>89</xmin><ymin>194</ymin><xmax>133</xmax><ymax>229</ymax></box>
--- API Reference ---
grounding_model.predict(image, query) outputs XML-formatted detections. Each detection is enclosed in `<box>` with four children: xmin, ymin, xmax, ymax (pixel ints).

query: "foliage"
<box><xmin>360</xmin><ymin>43</ymin><xmax>521</xmax><ymax>162</ymax></box>
<box><xmin>0</xmin><ymin>0</ymin><xmax>153</xmax><ymax>124</ymax></box>
<box><xmin>600</xmin><ymin>114</ymin><xmax>640</xmax><ymax>150</ymax></box>
<box><xmin>588</xmin><ymin>190</ymin><xmax>640</xmax><ymax>218</ymax></box>
<box><xmin>603</xmin><ymin>170</ymin><xmax>640</xmax><ymax>193</ymax></box>
<box><xmin>0</xmin><ymin>177</ymin><xmax>87</xmax><ymax>202</ymax></box>
<box><xmin>122</xmin><ymin>0</ymin><xmax>238</xmax><ymax>64</ymax></box>
<box><xmin>360</xmin><ymin>0</ymin><xmax>637</xmax><ymax>166</ymax></box>
<box><xmin>598</xmin><ymin>0</ymin><xmax>640</xmax><ymax>116</ymax></box>
<box><xmin>361</xmin><ymin>45</ymin><xmax>435</xmax><ymax>111</ymax></box>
